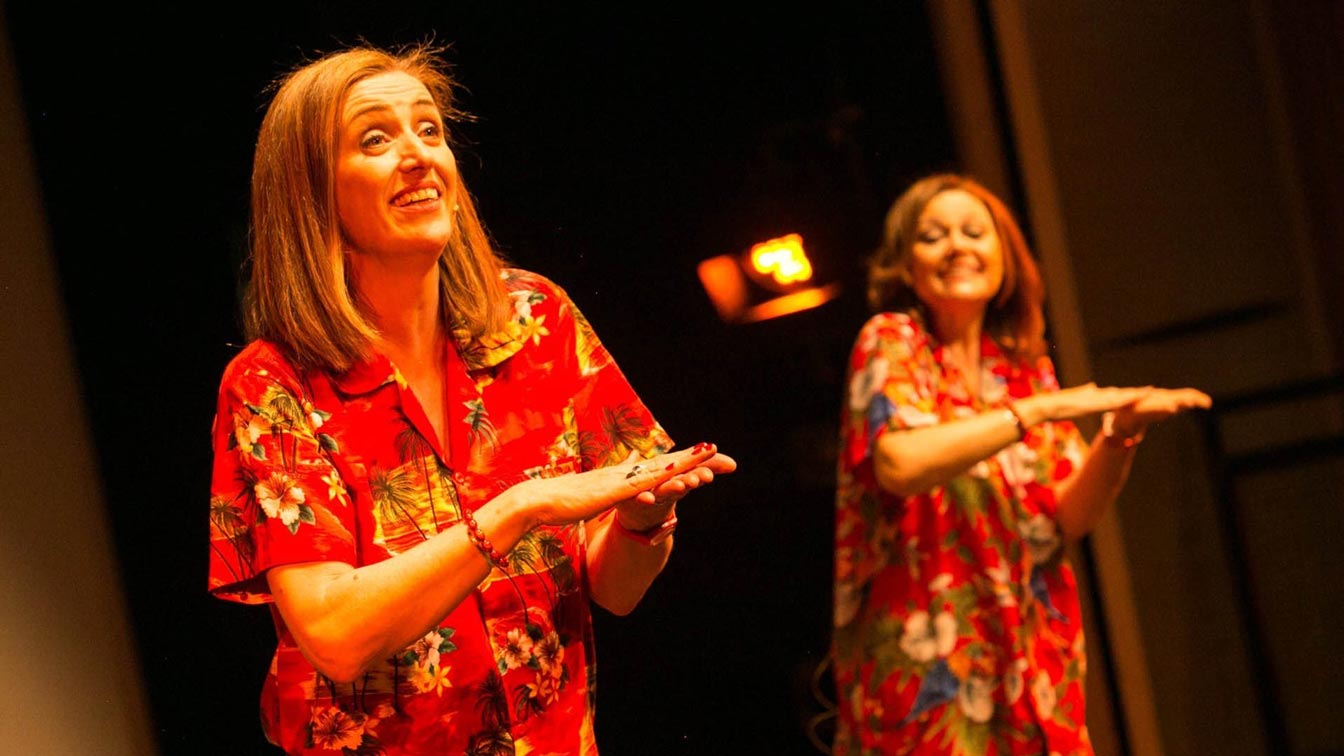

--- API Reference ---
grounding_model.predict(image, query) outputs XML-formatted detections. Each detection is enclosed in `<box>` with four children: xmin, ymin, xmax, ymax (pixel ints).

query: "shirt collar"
<box><xmin>330</xmin><ymin>351</ymin><xmax>398</xmax><ymax>396</ymax></box>
<box><xmin>333</xmin><ymin>269</ymin><xmax>537</xmax><ymax>389</ymax></box>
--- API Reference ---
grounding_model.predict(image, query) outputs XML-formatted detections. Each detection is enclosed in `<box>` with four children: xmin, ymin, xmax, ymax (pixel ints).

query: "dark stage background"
<box><xmin>6</xmin><ymin>4</ymin><xmax>956</xmax><ymax>754</ymax></box>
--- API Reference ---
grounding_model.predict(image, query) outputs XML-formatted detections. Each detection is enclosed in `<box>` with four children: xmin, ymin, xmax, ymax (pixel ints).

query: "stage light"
<box><xmin>698</xmin><ymin>233</ymin><xmax>841</xmax><ymax>324</ymax></box>
<box><xmin>748</xmin><ymin>233</ymin><xmax>812</xmax><ymax>287</ymax></box>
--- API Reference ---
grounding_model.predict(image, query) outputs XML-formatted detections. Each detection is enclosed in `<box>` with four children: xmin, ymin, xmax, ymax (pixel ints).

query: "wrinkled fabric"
<box><xmin>833</xmin><ymin>312</ymin><xmax>1093</xmax><ymax>756</ymax></box>
<box><xmin>209</xmin><ymin>269</ymin><xmax>672</xmax><ymax>755</ymax></box>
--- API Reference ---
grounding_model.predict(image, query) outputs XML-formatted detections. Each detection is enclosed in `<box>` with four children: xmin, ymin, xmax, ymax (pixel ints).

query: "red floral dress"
<box><xmin>832</xmin><ymin>312</ymin><xmax>1093</xmax><ymax>756</ymax></box>
<box><xmin>208</xmin><ymin>269</ymin><xmax>672</xmax><ymax>755</ymax></box>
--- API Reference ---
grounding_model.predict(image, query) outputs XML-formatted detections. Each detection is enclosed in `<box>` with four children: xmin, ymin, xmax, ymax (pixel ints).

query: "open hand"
<box><xmin>1109</xmin><ymin>387</ymin><xmax>1212</xmax><ymax>438</ymax></box>
<box><xmin>614</xmin><ymin>446</ymin><xmax>738</xmax><ymax>531</ymax></box>
<box><xmin>517</xmin><ymin>443</ymin><xmax>736</xmax><ymax>529</ymax></box>
<box><xmin>1013</xmin><ymin>382</ymin><xmax>1152</xmax><ymax>426</ymax></box>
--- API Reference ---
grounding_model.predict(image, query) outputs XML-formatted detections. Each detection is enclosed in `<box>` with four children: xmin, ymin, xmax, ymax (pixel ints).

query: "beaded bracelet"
<box><xmin>463</xmin><ymin>510</ymin><xmax>510</xmax><ymax>569</ymax></box>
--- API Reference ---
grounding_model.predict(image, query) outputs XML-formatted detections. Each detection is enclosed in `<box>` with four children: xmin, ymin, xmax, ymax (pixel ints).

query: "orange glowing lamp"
<box><xmin>748</xmin><ymin>233</ymin><xmax>813</xmax><ymax>288</ymax></box>
<box><xmin>697</xmin><ymin>232</ymin><xmax>841</xmax><ymax>324</ymax></box>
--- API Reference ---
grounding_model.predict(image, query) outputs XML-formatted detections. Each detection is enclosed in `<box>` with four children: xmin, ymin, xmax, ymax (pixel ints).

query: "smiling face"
<box><xmin>335</xmin><ymin>71</ymin><xmax>459</xmax><ymax>260</ymax></box>
<box><xmin>908</xmin><ymin>189</ymin><xmax>1005</xmax><ymax>316</ymax></box>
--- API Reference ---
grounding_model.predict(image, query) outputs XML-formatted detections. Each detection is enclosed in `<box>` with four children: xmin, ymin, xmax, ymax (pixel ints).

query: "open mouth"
<box><xmin>391</xmin><ymin>186</ymin><xmax>440</xmax><ymax>207</ymax></box>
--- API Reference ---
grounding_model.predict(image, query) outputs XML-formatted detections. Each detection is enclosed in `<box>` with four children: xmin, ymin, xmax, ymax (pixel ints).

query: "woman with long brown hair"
<box><xmin>207</xmin><ymin>42</ymin><xmax>734</xmax><ymax>755</ymax></box>
<box><xmin>832</xmin><ymin>174</ymin><xmax>1208</xmax><ymax>754</ymax></box>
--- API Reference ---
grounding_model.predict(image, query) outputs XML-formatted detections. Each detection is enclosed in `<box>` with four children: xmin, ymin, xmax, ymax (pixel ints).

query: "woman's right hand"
<box><xmin>1011</xmin><ymin>383</ymin><xmax>1152</xmax><ymax>427</ymax></box>
<box><xmin>506</xmin><ymin>443</ymin><xmax>731</xmax><ymax>529</ymax></box>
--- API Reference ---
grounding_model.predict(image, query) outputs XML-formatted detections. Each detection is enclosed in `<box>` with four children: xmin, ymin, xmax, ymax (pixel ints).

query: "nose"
<box><xmin>397</xmin><ymin>133</ymin><xmax>432</xmax><ymax>171</ymax></box>
<box><xmin>948</xmin><ymin>230</ymin><xmax>977</xmax><ymax>254</ymax></box>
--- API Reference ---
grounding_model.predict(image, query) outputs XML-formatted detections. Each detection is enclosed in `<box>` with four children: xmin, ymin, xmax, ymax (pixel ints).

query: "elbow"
<box><xmin>591</xmin><ymin>587</ymin><xmax>644</xmax><ymax>617</ymax></box>
<box><xmin>314</xmin><ymin>660</ymin><xmax>366</xmax><ymax>686</ymax></box>
<box><xmin>873</xmin><ymin>456</ymin><xmax>922</xmax><ymax>497</ymax></box>
<box><xmin>294</xmin><ymin>625</ymin><xmax>380</xmax><ymax>684</ymax></box>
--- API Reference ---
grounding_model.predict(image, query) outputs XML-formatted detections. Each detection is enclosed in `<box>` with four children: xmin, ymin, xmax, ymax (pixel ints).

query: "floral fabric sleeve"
<box><xmin>207</xmin><ymin>343</ymin><xmax>358</xmax><ymax>604</ymax></box>
<box><xmin>835</xmin><ymin>313</ymin><xmax>931</xmax><ymax>622</ymax></box>
<box><xmin>841</xmin><ymin>313</ymin><xmax>937</xmax><ymax>471</ymax></box>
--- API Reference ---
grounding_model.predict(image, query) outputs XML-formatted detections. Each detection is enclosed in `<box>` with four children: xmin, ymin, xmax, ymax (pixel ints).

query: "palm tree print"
<box><xmin>473</xmin><ymin>672</ymin><xmax>510</xmax><ymax>732</ymax></box>
<box><xmin>260</xmin><ymin>385</ymin><xmax>308</xmax><ymax>468</ymax></box>
<box><xmin>396</xmin><ymin>424</ymin><xmax>434</xmax><ymax>465</ymax></box>
<box><xmin>464</xmin><ymin>729</ymin><xmax>514</xmax><ymax>756</ymax></box>
<box><xmin>600</xmin><ymin>403</ymin><xmax>652</xmax><ymax>464</ymax></box>
<box><xmin>369</xmin><ymin>465</ymin><xmax>430</xmax><ymax>544</ymax></box>
<box><xmin>534</xmin><ymin>530</ymin><xmax>575</xmax><ymax>596</ymax></box>
<box><xmin>209</xmin><ymin>494</ymin><xmax>255</xmax><ymax>581</ymax></box>
<box><xmin>463</xmin><ymin>398</ymin><xmax>498</xmax><ymax>450</ymax></box>
<box><xmin>576</xmin><ymin>428</ymin><xmax>606</xmax><ymax>470</ymax></box>
<box><xmin>397</xmin><ymin>425</ymin><xmax>445</xmax><ymax>532</ymax></box>
<box><xmin>568</xmin><ymin>303</ymin><xmax>611</xmax><ymax>376</ymax></box>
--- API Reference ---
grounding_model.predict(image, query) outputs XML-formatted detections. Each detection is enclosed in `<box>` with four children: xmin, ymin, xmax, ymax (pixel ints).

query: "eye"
<box><xmin>360</xmin><ymin>131</ymin><xmax>389</xmax><ymax>150</ymax></box>
<box><xmin>962</xmin><ymin>225</ymin><xmax>985</xmax><ymax>239</ymax></box>
<box><xmin>418</xmin><ymin>122</ymin><xmax>442</xmax><ymax>139</ymax></box>
<box><xmin>916</xmin><ymin>228</ymin><xmax>945</xmax><ymax>244</ymax></box>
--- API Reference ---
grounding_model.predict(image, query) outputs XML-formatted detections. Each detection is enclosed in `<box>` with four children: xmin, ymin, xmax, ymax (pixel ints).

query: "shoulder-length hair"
<box><xmin>243</xmin><ymin>41</ymin><xmax>510</xmax><ymax>373</ymax></box>
<box><xmin>866</xmin><ymin>173</ymin><xmax>1046</xmax><ymax>361</ymax></box>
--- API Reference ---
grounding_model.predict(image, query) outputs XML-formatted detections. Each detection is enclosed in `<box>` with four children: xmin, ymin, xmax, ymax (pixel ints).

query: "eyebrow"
<box><xmin>344</xmin><ymin>97</ymin><xmax>439</xmax><ymax>126</ymax></box>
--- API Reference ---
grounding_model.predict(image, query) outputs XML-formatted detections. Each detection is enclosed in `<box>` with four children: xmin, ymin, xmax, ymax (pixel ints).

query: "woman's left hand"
<box><xmin>1110</xmin><ymin>386</ymin><xmax>1213</xmax><ymax>438</ymax></box>
<box><xmin>613</xmin><ymin>448</ymin><xmax>737</xmax><ymax>531</ymax></box>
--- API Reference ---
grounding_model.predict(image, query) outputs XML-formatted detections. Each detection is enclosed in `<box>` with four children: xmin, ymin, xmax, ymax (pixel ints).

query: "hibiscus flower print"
<box><xmin>254</xmin><ymin>472</ymin><xmax>313</xmax><ymax>534</ymax></box>
<box><xmin>957</xmin><ymin>672</ymin><xmax>995</xmax><ymax>723</ymax></box>
<box><xmin>309</xmin><ymin>707</ymin><xmax>364</xmax><ymax>751</ymax></box>
<box><xmin>501</xmin><ymin>627</ymin><xmax>535</xmax><ymax>671</ymax></box>
<box><xmin>534</xmin><ymin>632</ymin><xmax>565</xmax><ymax>679</ymax></box>
<box><xmin>234</xmin><ymin>412</ymin><xmax>272</xmax><ymax>458</ymax></box>
<box><xmin>899</xmin><ymin>610</ymin><xmax>957</xmax><ymax>663</ymax></box>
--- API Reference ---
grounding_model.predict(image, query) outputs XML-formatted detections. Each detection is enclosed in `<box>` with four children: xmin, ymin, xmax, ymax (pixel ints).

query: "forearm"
<box><xmin>874</xmin><ymin>407</ymin><xmax>1024</xmax><ymax>495</ymax></box>
<box><xmin>1054</xmin><ymin>434</ymin><xmax>1137</xmax><ymax>540</ymax></box>
<box><xmin>268</xmin><ymin>491</ymin><xmax>538</xmax><ymax>682</ymax></box>
<box><xmin>585</xmin><ymin>513</ymin><xmax>673</xmax><ymax>616</ymax></box>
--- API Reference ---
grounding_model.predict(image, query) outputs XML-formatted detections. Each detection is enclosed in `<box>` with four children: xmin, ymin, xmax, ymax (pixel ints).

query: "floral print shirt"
<box><xmin>833</xmin><ymin>312</ymin><xmax>1092</xmax><ymax>756</ymax></box>
<box><xmin>208</xmin><ymin>269</ymin><xmax>672</xmax><ymax>756</ymax></box>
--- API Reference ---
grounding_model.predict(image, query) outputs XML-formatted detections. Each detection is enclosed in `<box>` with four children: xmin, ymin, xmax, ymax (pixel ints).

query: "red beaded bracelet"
<box><xmin>463</xmin><ymin>510</ymin><xmax>510</xmax><ymax>569</ymax></box>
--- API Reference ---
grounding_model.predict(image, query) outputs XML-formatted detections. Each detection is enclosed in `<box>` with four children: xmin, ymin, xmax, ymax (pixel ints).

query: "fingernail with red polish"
<box><xmin>665</xmin><ymin>463</ymin><xmax>675</xmax><ymax>471</ymax></box>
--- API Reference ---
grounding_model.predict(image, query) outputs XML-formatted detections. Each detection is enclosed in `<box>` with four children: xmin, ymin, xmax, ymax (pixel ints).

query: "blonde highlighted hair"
<box><xmin>867</xmin><ymin>173</ymin><xmax>1046</xmax><ymax>361</ymax></box>
<box><xmin>243</xmin><ymin>42</ymin><xmax>510</xmax><ymax>372</ymax></box>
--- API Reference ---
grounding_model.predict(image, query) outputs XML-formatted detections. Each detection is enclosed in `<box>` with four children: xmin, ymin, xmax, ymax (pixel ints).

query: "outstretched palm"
<box><xmin>1112</xmin><ymin>387</ymin><xmax>1212</xmax><ymax>436</ymax></box>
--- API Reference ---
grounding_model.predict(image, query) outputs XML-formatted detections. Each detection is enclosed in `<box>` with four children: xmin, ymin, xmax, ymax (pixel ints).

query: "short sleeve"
<box><xmin>839</xmin><ymin>313</ymin><xmax>939</xmax><ymax>471</ymax></box>
<box><xmin>545</xmin><ymin>281</ymin><xmax>673</xmax><ymax>470</ymax></box>
<box><xmin>207</xmin><ymin>344</ymin><xmax>358</xmax><ymax>604</ymax></box>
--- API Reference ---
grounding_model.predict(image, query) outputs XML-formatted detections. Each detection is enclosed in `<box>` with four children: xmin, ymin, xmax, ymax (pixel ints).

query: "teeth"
<box><xmin>393</xmin><ymin>187</ymin><xmax>440</xmax><ymax>207</ymax></box>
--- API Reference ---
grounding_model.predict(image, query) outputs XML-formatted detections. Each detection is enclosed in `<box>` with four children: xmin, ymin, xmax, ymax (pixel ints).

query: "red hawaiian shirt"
<box><xmin>208</xmin><ymin>269</ymin><xmax>672</xmax><ymax>755</ymax></box>
<box><xmin>833</xmin><ymin>312</ymin><xmax>1093</xmax><ymax>756</ymax></box>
